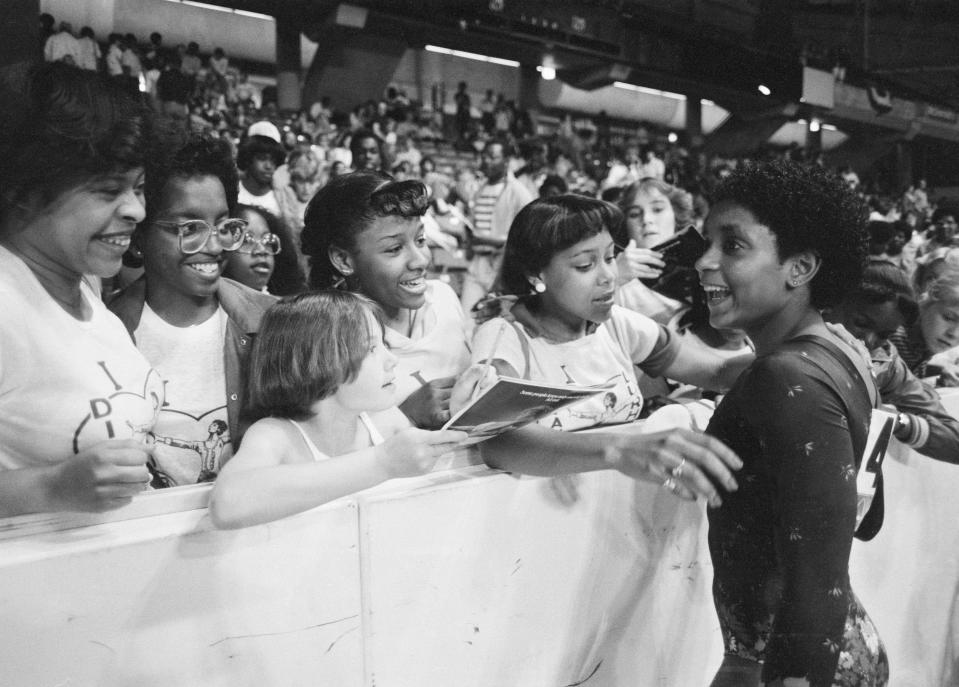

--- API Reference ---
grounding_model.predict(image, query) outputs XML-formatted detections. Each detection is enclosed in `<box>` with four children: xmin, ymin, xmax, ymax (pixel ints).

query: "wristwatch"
<box><xmin>893</xmin><ymin>412</ymin><xmax>912</xmax><ymax>440</ymax></box>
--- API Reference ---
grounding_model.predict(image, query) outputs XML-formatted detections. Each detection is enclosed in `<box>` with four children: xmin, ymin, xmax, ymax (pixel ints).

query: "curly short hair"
<box><xmin>301</xmin><ymin>171</ymin><xmax>429</xmax><ymax>288</ymax></box>
<box><xmin>499</xmin><ymin>195</ymin><xmax>627</xmax><ymax>296</ymax></box>
<box><xmin>247</xmin><ymin>290</ymin><xmax>385</xmax><ymax>420</ymax></box>
<box><xmin>143</xmin><ymin>133</ymin><xmax>238</xmax><ymax>225</ymax></box>
<box><xmin>711</xmin><ymin>160</ymin><xmax>867</xmax><ymax>309</ymax></box>
<box><xmin>0</xmin><ymin>62</ymin><xmax>152</xmax><ymax>220</ymax></box>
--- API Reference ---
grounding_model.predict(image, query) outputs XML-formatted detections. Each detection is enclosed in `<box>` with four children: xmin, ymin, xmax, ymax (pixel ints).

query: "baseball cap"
<box><xmin>247</xmin><ymin>120</ymin><xmax>281</xmax><ymax>143</ymax></box>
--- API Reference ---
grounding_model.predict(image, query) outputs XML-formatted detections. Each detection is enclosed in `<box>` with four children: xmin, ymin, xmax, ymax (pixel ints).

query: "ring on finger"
<box><xmin>671</xmin><ymin>458</ymin><xmax>686</xmax><ymax>479</ymax></box>
<box><xmin>662</xmin><ymin>476</ymin><xmax>676</xmax><ymax>491</ymax></box>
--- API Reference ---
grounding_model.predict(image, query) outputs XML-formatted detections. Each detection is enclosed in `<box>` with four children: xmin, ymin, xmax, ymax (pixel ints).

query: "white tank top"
<box><xmin>287</xmin><ymin>413</ymin><xmax>384</xmax><ymax>462</ymax></box>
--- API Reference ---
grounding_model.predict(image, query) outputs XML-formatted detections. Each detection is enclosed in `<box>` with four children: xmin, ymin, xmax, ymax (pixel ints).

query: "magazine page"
<box><xmin>443</xmin><ymin>377</ymin><xmax>612</xmax><ymax>445</ymax></box>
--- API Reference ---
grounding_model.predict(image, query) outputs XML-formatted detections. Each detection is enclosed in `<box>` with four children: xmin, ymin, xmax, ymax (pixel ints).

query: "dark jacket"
<box><xmin>874</xmin><ymin>339</ymin><xmax>959</xmax><ymax>463</ymax></box>
<box><xmin>108</xmin><ymin>277</ymin><xmax>276</xmax><ymax>448</ymax></box>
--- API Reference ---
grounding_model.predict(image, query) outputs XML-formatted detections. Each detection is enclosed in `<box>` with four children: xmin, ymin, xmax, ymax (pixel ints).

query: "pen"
<box><xmin>472</xmin><ymin>320</ymin><xmax>507</xmax><ymax>401</ymax></box>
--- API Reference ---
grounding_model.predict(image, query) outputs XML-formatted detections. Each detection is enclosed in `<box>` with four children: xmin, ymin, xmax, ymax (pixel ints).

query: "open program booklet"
<box><xmin>443</xmin><ymin>377</ymin><xmax>613</xmax><ymax>445</ymax></box>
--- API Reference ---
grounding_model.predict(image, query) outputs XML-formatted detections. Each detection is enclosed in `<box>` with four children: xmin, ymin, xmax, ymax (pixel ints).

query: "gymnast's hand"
<box><xmin>43</xmin><ymin>439</ymin><xmax>153</xmax><ymax>512</ymax></box>
<box><xmin>603</xmin><ymin>429</ymin><xmax>741</xmax><ymax>508</ymax></box>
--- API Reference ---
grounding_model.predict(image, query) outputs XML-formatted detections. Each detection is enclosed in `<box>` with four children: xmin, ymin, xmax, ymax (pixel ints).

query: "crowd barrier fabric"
<box><xmin>0</xmin><ymin>394</ymin><xmax>956</xmax><ymax>686</ymax></box>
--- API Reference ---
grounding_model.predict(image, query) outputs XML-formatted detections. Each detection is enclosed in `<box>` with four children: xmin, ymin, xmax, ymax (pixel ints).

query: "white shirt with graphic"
<box><xmin>0</xmin><ymin>246</ymin><xmax>162</xmax><ymax>469</ymax></box>
<box><xmin>135</xmin><ymin>305</ymin><xmax>231</xmax><ymax>487</ymax></box>
<box><xmin>470</xmin><ymin>305</ymin><xmax>678</xmax><ymax>432</ymax></box>
<box><xmin>237</xmin><ymin>184</ymin><xmax>281</xmax><ymax>217</ymax></box>
<box><xmin>385</xmin><ymin>280</ymin><xmax>471</xmax><ymax>403</ymax></box>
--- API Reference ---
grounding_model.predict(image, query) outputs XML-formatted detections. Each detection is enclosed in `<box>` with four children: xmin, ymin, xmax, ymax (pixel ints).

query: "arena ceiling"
<box><xmin>212</xmin><ymin>0</ymin><xmax>959</xmax><ymax>110</ymax></box>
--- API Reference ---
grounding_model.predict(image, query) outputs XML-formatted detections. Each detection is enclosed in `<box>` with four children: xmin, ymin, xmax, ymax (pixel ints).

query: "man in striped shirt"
<box><xmin>460</xmin><ymin>140</ymin><xmax>534</xmax><ymax>314</ymax></box>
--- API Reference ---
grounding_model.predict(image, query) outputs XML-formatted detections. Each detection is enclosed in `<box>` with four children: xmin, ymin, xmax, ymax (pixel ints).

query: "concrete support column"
<box><xmin>275</xmin><ymin>15</ymin><xmax>302</xmax><ymax>112</ymax></box>
<box><xmin>895</xmin><ymin>140</ymin><xmax>914</xmax><ymax>191</ymax></box>
<box><xmin>0</xmin><ymin>0</ymin><xmax>40</xmax><ymax>79</ymax></box>
<box><xmin>685</xmin><ymin>94</ymin><xmax>703</xmax><ymax>148</ymax></box>
<box><xmin>806</xmin><ymin>118</ymin><xmax>823</xmax><ymax>156</ymax></box>
<box><xmin>517</xmin><ymin>64</ymin><xmax>541</xmax><ymax>122</ymax></box>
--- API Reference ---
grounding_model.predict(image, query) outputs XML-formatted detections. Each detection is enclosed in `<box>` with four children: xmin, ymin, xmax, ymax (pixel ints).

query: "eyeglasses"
<box><xmin>234</xmin><ymin>232</ymin><xmax>282</xmax><ymax>255</ymax></box>
<box><xmin>153</xmin><ymin>218</ymin><xmax>248</xmax><ymax>254</ymax></box>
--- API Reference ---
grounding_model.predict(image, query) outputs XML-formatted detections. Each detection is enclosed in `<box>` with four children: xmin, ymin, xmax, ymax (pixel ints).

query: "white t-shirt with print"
<box><xmin>237</xmin><ymin>184</ymin><xmax>281</xmax><ymax>217</ymax></box>
<box><xmin>470</xmin><ymin>305</ymin><xmax>677</xmax><ymax>432</ymax></box>
<box><xmin>0</xmin><ymin>246</ymin><xmax>162</xmax><ymax>469</ymax></box>
<box><xmin>385</xmin><ymin>280</ymin><xmax>471</xmax><ymax>403</ymax></box>
<box><xmin>135</xmin><ymin>305</ymin><xmax>231</xmax><ymax>486</ymax></box>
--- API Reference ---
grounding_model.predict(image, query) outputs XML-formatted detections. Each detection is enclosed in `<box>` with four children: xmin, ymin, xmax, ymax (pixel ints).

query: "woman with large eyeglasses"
<box><xmin>224</xmin><ymin>204</ymin><xmax>306</xmax><ymax>296</ymax></box>
<box><xmin>301</xmin><ymin>171</ymin><xmax>471</xmax><ymax>429</ymax></box>
<box><xmin>110</xmin><ymin>133</ymin><xmax>276</xmax><ymax>488</ymax></box>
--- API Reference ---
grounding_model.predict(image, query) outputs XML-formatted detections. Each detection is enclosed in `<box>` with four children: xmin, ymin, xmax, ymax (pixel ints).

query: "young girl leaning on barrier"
<box><xmin>209</xmin><ymin>290</ymin><xmax>466</xmax><ymax>528</ymax></box>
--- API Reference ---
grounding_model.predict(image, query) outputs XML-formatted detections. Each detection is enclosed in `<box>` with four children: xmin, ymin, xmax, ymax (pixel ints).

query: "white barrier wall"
<box><xmin>0</xmin><ymin>393</ymin><xmax>957</xmax><ymax>686</ymax></box>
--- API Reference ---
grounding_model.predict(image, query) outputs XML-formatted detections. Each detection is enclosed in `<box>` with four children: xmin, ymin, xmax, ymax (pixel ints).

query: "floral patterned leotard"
<box><xmin>706</xmin><ymin>335</ymin><xmax>889</xmax><ymax>687</ymax></box>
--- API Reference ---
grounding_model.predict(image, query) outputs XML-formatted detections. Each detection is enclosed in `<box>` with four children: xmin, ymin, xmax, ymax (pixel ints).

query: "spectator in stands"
<box><xmin>144</xmin><ymin>32</ymin><xmax>167</xmax><ymax>71</ymax></box>
<box><xmin>914</xmin><ymin>246</ymin><xmax>959</xmax><ymax>295</ymax></box>
<box><xmin>110</xmin><ymin>134</ymin><xmax>275</xmax><ymax>487</ymax></box>
<box><xmin>454</xmin><ymin>81</ymin><xmax>472</xmax><ymax>148</ymax></box>
<box><xmin>349</xmin><ymin>128</ymin><xmax>386</xmax><ymax>173</ymax></box>
<box><xmin>920</xmin><ymin>203</ymin><xmax>959</xmax><ymax>257</ymax></box>
<box><xmin>889</xmin><ymin>267</ymin><xmax>959</xmax><ymax>384</ymax></box>
<box><xmin>696</xmin><ymin>161</ymin><xmax>887</xmax><ymax>686</ymax></box>
<box><xmin>825</xmin><ymin>261</ymin><xmax>959</xmax><ymax>463</ymax></box>
<box><xmin>76</xmin><ymin>27</ymin><xmax>101</xmax><ymax>72</ymax></box>
<box><xmin>458</xmin><ymin>194</ymin><xmax>748</xmax><ymax>501</ymax></box>
<box><xmin>394</xmin><ymin>135</ymin><xmax>423</xmax><ymax>171</ymax></box>
<box><xmin>155</xmin><ymin>54</ymin><xmax>193</xmax><ymax>125</ymax></box>
<box><xmin>514</xmin><ymin>138</ymin><xmax>549</xmax><ymax>199</ymax></box>
<box><xmin>638</xmin><ymin>145</ymin><xmax>666</xmax><ymax>181</ymax></box>
<box><xmin>180</xmin><ymin>41</ymin><xmax>202</xmax><ymax>77</ymax></box>
<box><xmin>480</xmin><ymin>88</ymin><xmax>496</xmax><ymax>134</ymax></box>
<box><xmin>38</xmin><ymin>12</ymin><xmax>55</xmax><ymax>47</ymax></box>
<box><xmin>105</xmin><ymin>33</ymin><xmax>124</xmax><ymax>79</ymax></box>
<box><xmin>301</xmin><ymin>172</ymin><xmax>471</xmax><ymax>429</ymax></box>
<box><xmin>209</xmin><ymin>290</ymin><xmax>466</xmax><ymax>529</ymax></box>
<box><xmin>459</xmin><ymin>139</ymin><xmax>535</xmax><ymax>314</ymax></box>
<box><xmin>0</xmin><ymin>63</ymin><xmax>157</xmax><ymax>516</ymax></box>
<box><xmin>538</xmin><ymin>174</ymin><xmax>567</xmax><ymax>199</ymax></box>
<box><xmin>44</xmin><ymin>21</ymin><xmax>81</xmax><ymax>66</ymax></box>
<box><xmin>275</xmin><ymin>147</ymin><xmax>322</xmax><ymax>254</ymax></box>
<box><xmin>236</xmin><ymin>124</ymin><xmax>286</xmax><ymax>217</ymax></box>
<box><xmin>120</xmin><ymin>33</ymin><xmax>144</xmax><ymax>87</ymax></box>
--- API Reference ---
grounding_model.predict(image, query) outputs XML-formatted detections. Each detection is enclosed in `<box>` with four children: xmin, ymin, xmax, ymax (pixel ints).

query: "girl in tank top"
<box><xmin>210</xmin><ymin>291</ymin><xmax>466</xmax><ymax>528</ymax></box>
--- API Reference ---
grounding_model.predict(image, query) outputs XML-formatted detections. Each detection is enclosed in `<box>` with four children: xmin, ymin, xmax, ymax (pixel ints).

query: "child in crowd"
<box><xmin>223</xmin><ymin>204</ymin><xmax>304</xmax><ymax>295</ymax></box>
<box><xmin>209</xmin><ymin>290</ymin><xmax>466</xmax><ymax>528</ymax></box>
<box><xmin>301</xmin><ymin>172</ymin><xmax>471</xmax><ymax>429</ymax></box>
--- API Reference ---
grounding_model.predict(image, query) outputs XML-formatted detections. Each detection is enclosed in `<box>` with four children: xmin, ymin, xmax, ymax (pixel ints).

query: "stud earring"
<box><xmin>533</xmin><ymin>281</ymin><xmax>546</xmax><ymax>294</ymax></box>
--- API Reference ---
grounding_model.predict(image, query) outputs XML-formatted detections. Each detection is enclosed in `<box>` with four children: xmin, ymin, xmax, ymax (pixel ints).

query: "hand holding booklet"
<box><xmin>442</xmin><ymin>376</ymin><xmax>613</xmax><ymax>445</ymax></box>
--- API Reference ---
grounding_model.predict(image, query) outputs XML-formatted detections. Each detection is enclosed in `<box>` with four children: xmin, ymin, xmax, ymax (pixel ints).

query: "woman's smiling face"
<box><xmin>695</xmin><ymin>201</ymin><xmax>794</xmax><ymax>338</ymax></box>
<box><xmin>344</xmin><ymin>215</ymin><xmax>431</xmax><ymax>318</ymax></box>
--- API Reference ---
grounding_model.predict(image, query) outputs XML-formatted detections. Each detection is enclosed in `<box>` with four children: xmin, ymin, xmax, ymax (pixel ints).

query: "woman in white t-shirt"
<box><xmin>458</xmin><ymin>195</ymin><xmax>751</xmax><ymax>506</ymax></box>
<box><xmin>301</xmin><ymin>171</ymin><xmax>471</xmax><ymax>429</ymax></box>
<box><xmin>0</xmin><ymin>63</ymin><xmax>158</xmax><ymax>516</ymax></box>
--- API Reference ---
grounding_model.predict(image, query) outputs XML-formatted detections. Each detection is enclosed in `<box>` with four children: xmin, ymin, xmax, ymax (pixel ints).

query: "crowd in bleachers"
<box><xmin>14</xmin><ymin>11</ymin><xmax>959</xmax><ymax>684</ymax></box>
